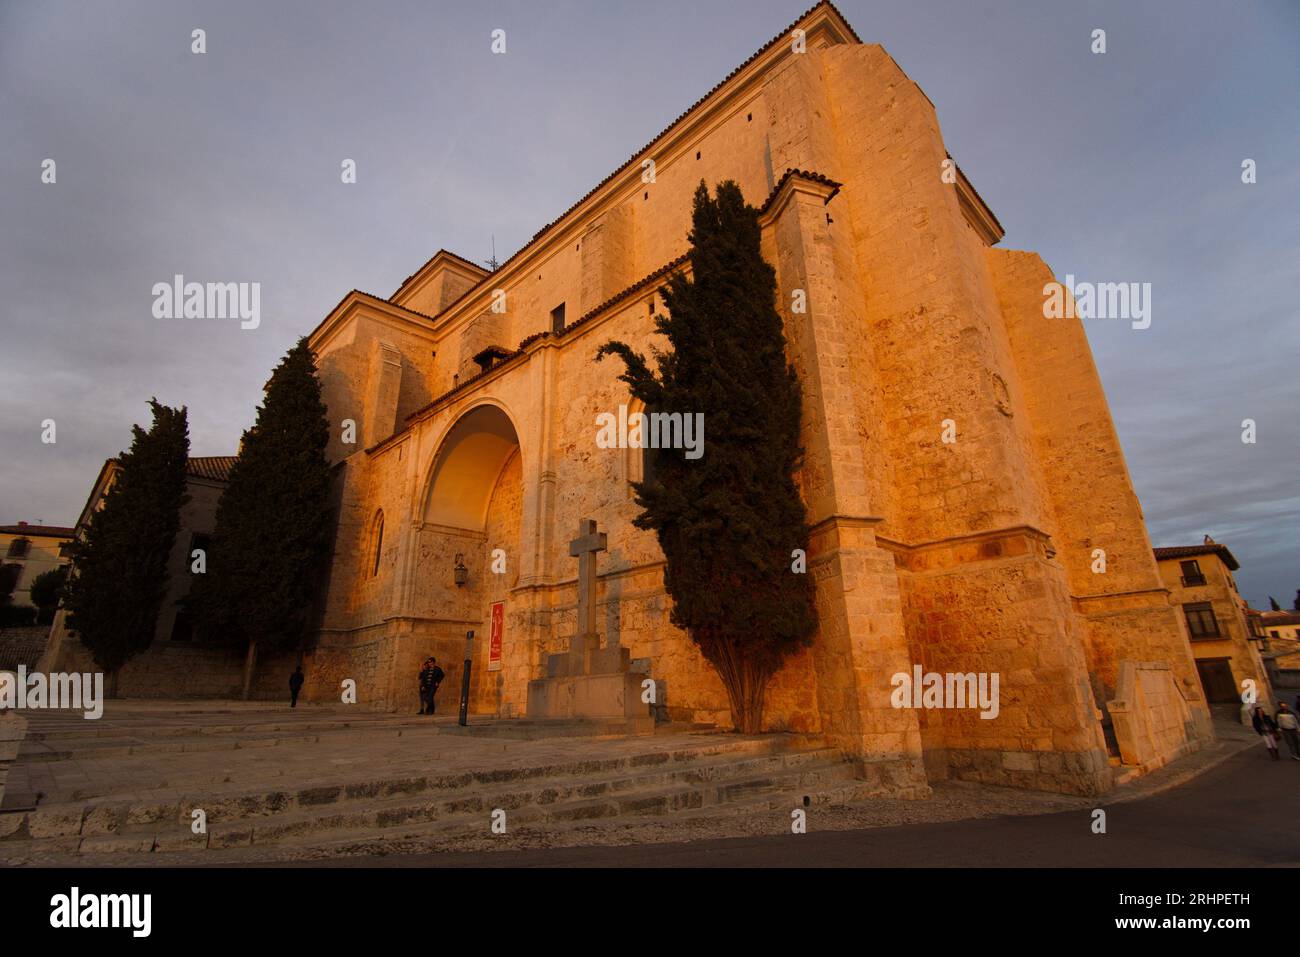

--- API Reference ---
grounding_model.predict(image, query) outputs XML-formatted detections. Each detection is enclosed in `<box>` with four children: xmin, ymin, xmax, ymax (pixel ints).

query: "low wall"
<box><xmin>1107</xmin><ymin>660</ymin><xmax>1210</xmax><ymax>773</ymax></box>
<box><xmin>0</xmin><ymin>712</ymin><xmax>28</xmax><ymax>808</ymax></box>
<box><xmin>53</xmin><ymin>639</ymin><xmax>248</xmax><ymax>698</ymax></box>
<box><xmin>0</xmin><ymin>626</ymin><xmax>52</xmax><ymax>672</ymax></box>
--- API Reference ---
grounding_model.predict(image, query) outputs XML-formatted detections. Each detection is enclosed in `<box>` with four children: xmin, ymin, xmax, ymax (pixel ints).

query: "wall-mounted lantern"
<box><xmin>453</xmin><ymin>553</ymin><xmax>468</xmax><ymax>587</ymax></box>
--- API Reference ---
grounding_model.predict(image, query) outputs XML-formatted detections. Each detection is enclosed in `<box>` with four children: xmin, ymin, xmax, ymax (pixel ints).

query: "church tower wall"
<box><xmin>805</xmin><ymin>44</ymin><xmax>1115</xmax><ymax>792</ymax></box>
<box><xmin>988</xmin><ymin>248</ymin><xmax>1211</xmax><ymax>729</ymax></box>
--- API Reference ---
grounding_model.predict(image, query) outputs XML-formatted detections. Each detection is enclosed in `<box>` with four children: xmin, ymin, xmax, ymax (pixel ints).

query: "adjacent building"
<box><xmin>1256</xmin><ymin>610</ymin><xmax>1300</xmax><ymax>698</ymax></box>
<box><xmin>0</xmin><ymin>522</ymin><xmax>75</xmax><ymax>610</ymax></box>
<box><xmin>42</xmin><ymin>456</ymin><xmax>245</xmax><ymax>695</ymax></box>
<box><xmin>1153</xmin><ymin>541</ymin><xmax>1272</xmax><ymax>709</ymax></box>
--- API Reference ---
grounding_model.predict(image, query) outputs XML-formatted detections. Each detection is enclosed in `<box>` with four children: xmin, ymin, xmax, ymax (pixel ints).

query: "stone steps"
<box><xmin>214</xmin><ymin>768</ymin><xmax>866</xmax><ymax>862</ymax></box>
<box><xmin>98</xmin><ymin>756</ymin><xmax>856</xmax><ymax>858</ymax></box>
<box><xmin>19</xmin><ymin>715</ymin><xmax>687</xmax><ymax>760</ymax></box>
<box><xmin>199</xmin><ymin>751</ymin><xmax>851</xmax><ymax>850</ymax></box>
<box><xmin>0</xmin><ymin>736</ymin><xmax>857</xmax><ymax>858</ymax></box>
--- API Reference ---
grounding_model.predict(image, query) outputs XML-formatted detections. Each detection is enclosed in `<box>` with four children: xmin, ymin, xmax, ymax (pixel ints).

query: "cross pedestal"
<box><xmin>525</xmin><ymin>518</ymin><xmax>650</xmax><ymax>727</ymax></box>
<box><xmin>567</xmin><ymin>517</ymin><xmax>607</xmax><ymax>674</ymax></box>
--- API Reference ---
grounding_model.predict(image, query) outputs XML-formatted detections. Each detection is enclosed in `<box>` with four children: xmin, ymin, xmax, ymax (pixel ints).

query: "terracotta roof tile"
<box><xmin>1154</xmin><ymin>544</ymin><xmax>1240</xmax><ymax>571</ymax></box>
<box><xmin>0</xmin><ymin>523</ymin><xmax>76</xmax><ymax>538</ymax></box>
<box><xmin>184</xmin><ymin>456</ymin><xmax>237</xmax><ymax>482</ymax></box>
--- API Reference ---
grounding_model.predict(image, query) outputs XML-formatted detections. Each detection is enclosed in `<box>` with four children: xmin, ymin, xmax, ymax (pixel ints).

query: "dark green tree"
<box><xmin>0</xmin><ymin>563</ymin><xmax>22</xmax><ymax>626</ymax></box>
<box><xmin>1292</xmin><ymin>590</ymin><xmax>1299</xmax><ymax>612</ymax></box>
<box><xmin>191</xmin><ymin>337</ymin><xmax>333</xmax><ymax>697</ymax></box>
<box><xmin>1270</xmin><ymin>596</ymin><xmax>1282</xmax><ymax>612</ymax></box>
<box><xmin>597</xmin><ymin>180</ymin><xmax>817</xmax><ymax>734</ymax></box>
<box><xmin>63</xmin><ymin>400</ymin><xmax>190</xmax><ymax>688</ymax></box>
<box><xmin>0</xmin><ymin>563</ymin><xmax>18</xmax><ymax>607</ymax></box>
<box><xmin>29</xmin><ymin>565</ymin><xmax>69</xmax><ymax>624</ymax></box>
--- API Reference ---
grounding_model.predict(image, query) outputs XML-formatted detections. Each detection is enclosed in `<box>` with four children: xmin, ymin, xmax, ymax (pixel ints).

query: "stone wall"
<box><xmin>1108</xmin><ymin>660</ymin><xmax>1204</xmax><ymax>772</ymax></box>
<box><xmin>0</xmin><ymin>711</ymin><xmax>28</xmax><ymax>809</ymax></box>
<box><xmin>46</xmin><ymin>636</ymin><xmax>248</xmax><ymax>698</ymax></box>
<box><xmin>0</xmin><ymin>626</ymin><xmax>51</xmax><ymax>672</ymax></box>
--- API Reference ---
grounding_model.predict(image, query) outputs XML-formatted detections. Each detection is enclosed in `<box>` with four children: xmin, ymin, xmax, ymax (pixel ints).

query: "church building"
<box><xmin>298</xmin><ymin>2</ymin><xmax>1214</xmax><ymax>796</ymax></box>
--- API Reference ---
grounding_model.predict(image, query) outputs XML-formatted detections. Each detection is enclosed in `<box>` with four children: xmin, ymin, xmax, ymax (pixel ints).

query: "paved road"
<box><xmin>328</xmin><ymin>747</ymin><xmax>1300</xmax><ymax>867</ymax></box>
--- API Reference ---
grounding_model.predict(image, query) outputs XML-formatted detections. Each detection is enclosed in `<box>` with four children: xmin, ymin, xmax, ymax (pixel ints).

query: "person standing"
<box><xmin>289</xmin><ymin>665</ymin><xmax>305</xmax><ymax>709</ymax></box>
<box><xmin>418</xmin><ymin>658</ymin><xmax>435</xmax><ymax>715</ymax></box>
<box><xmin>1252</xmin><ymin>706</ymin><xmax>1280</xmax><ymax>761</ymax></box>
<box><xmin>427</xmin><ymin>657</ymin><xmax>446</xmax><ymax>715</ymax></box>
<box><xmin>1275</xmin><ymin>703</ymin><xmax>1300</xmax><ymax>760</ymax></box>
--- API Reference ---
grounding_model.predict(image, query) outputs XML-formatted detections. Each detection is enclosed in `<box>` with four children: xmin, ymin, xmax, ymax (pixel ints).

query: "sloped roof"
<box><xmin>186</xmin><ymin>456</ymin><xmax>238</xmax><ymax>482</ymax></box>
<box><xmin>0</xmin><ymin>523</ymin><xmax>76</xmax><ymax>538</ymax></box>
<box><xmin>392</xmin><ymin>249</ymin><xmax>490</xmax><ymax>301</ymax></box>
<box><xmin>1154</xmin><ymin>544</ymin><xmax>1240</xmax><ymax>571</ymax></box>
<box><xmin>1260</xmin><ymin>611</ymin><xmax>1300</xmax><ymax>626</ymax></box>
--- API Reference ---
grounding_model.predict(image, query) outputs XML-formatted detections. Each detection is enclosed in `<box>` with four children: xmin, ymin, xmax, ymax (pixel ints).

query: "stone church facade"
<box><xmin>297</xmin><ymin>2</ymin><xmax>1213</xmax><ymax>796</ymax></box>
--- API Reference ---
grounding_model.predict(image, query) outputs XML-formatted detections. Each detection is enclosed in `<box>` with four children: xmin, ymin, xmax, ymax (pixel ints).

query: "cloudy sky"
<box><xmin>1</xmin><ymin>0</ymin><xmax>1296</xmax><ymax>608</ymax></box>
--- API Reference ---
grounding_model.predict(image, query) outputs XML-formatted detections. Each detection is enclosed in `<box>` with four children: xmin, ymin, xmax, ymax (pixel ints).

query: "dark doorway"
<box><xmin>1196</xmin><ymin>658</ymin><xmax>1237</xmax><ymax>703</ymax></box>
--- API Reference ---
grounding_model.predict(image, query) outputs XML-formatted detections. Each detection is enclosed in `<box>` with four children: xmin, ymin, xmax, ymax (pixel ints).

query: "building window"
<box><xmin>6</xmin><ymin>538</ymin><xmax>30</xmax><ymax>559</ymax></box>
<box><xmin>1179</xmin><ymin>560</ymin><xmax>1206</xmax><ymax>587</ymax></box>
<box><xmin>370</xmin><ymin>511</ymin><xmax>384</xmax><ymax>578</ymax></box>
<box><xmin>473</xmin><ymin>345</ymin><xmax>511</xmax><ymax>374</ymax></box>
<box><xmin>628</xmin><ymin>402</ymin><xmax>662</xmax><ymax>491</ymax></box>
<box><xmin>1183</xmin><ymin>602</ymin><xmax>1220</xmax><ymax>639</ymax></box>
<box><xmin>551</xmin><ymin>302</ymin><xmax>566</xmax><ymax>334</ymax></box>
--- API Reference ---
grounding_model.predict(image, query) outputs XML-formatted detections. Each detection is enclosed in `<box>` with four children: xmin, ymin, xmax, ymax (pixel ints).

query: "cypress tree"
<box><xmin>29</xmin><ymin>566</ymin><xmax>69</xmax><ymax>625</ymax></box>
<box><xmin>192</xmin><ymin>337</ymin><xmax>332</xmax><ymax>696</ymax></box>
<box><xmin>63</xmin><ymin>400</ymin><xmax>190</xmax><ymax>689</ymax></box>
<box><xmin>1270</xmin><ymin>596</ymin><xmax>1282</xmax><ymax>612</ymax></box>
<box><xmin>597</xmin><ymin>180</ymin><xmax>817</xmax><ymax>734</ymax></box>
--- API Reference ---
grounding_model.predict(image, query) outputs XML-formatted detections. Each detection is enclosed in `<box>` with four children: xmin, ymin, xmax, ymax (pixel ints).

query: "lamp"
<box><xmin>453</xmin><ymin>553</ymin><xmax>468</xmax><ymax>587</ymax></box>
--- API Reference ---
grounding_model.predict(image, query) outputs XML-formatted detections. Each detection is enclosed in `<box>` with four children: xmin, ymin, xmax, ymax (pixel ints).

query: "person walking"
<box><xmin>289</xmin><ymin>665</ymin><xmax>305</xmax><ymax>709</ymax></box>
<box><xmin>1252</xmin><ymin>706</ymin><xmax>1280</xmax><ymax>761</ymax></box>
<box><xmin>1275</xmin><ymin>703</ymin><xmax>1300</xmax><ymax>760</ymax></box>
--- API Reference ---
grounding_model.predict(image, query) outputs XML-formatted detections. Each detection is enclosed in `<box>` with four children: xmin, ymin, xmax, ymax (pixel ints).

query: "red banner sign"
<box><xmin>488</xmin><ymin>601</ymin><xmax>504</xmax><ymax>672</ymax></box>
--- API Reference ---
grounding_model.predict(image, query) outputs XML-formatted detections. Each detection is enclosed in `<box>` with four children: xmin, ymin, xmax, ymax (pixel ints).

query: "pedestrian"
<box><xmin>427</xmin><ymin>657</ymin><xmax>446</xmax><ymax>715</ymax></box>
<box><xmin>289</xmin><ymin>665</ymin><xmax>305</xmax><ymax>709</ymax></box>
<box><xmin>1252</xmin><ymin>706</ymin><xmax>1280</xmax><ymax>761</ymax></box>
<box><xmin>1275</xmin><ymin>703</ymin><xmax>1300</xmax><ymax>761</ymax></box>
<box><xmin>418</xmin><ymin>658</ymin><xmax>435</xmax><ymax>715</ymax></box>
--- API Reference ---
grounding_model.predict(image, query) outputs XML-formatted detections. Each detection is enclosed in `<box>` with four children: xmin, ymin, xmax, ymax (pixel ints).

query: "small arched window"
<box><xmin>370</xmin><ymin>511</ymin><xmax>384</xmax><ymax>578</ymax></box>
<box><xmin>625</xmin><ymin>400</ymin><xmax>662</xmax><ymax>495</ymax></box>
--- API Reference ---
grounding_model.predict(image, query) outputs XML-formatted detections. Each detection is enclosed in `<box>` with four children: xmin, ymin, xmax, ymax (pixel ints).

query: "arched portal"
<box><xmin>418</xmin><ymin>403</ymin><xmax>524</xmax><ymax>717</ymax></box>
<box><xmin>424</xmin><ymin>404</ymin><xmax>521</xmax><ymax>530</ymax></box>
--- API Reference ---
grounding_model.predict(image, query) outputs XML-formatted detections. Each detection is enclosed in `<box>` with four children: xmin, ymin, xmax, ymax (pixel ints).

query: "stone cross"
<box><xmin>568</xmin><ymin>518</ymin><xmax>607</xmax><ymax>666</ymax></box>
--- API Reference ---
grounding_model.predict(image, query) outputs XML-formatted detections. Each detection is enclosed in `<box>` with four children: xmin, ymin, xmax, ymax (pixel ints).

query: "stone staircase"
<box><xmin>0</xmin><ymin>708</ymin><xmax>867</xmax><ymax>861</ymax></box>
